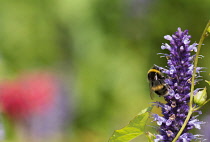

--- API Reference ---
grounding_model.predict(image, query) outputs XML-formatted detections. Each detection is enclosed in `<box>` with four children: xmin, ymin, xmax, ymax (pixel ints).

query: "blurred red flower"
<box><xmin>0</xmin><ymin>72</ymin><xmax>57</xmax><ymax>119</ymax></box>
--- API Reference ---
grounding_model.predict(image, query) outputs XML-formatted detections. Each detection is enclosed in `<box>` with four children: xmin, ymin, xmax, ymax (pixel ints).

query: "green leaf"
<box><xmin>108</xmin><ymin>107</ymin><xmax>153</xmax><ymax>142</ymax></box>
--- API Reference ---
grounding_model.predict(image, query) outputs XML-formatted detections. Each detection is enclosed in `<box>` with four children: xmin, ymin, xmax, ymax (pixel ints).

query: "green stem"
<box><xmin>172</xmin><ymin>20</ymin><xmax>210</xmax><ymax>142</ymax></box>
<box><xmin>189</xmin><ymin>20</ymin><xmax>210</xmax><ymax>108</ymax></box>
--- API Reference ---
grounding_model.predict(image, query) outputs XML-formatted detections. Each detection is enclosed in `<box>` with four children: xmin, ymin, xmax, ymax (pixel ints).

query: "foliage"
<box><xmin>0</xmin><ymin>0</ymin><xmax>210</xmax><ymax>142</ymax></box>
<box><xmin>109</xmin><ymin>107</ymin><xmax>152</xmax><ymax>142</ymax></box>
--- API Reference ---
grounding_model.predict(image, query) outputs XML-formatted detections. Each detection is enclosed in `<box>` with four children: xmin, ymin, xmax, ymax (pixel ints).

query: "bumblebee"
<box><xmin>147</xmin><ymin>65</ymin><xmax>170</xmax><ymax>99</ymax></box>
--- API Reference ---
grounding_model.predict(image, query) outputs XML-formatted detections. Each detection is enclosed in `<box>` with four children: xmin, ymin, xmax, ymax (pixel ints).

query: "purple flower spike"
<box><xmin>153</xmin><ymin>28</ymin><xmax>204</xmax><ymax>141</ymax></box>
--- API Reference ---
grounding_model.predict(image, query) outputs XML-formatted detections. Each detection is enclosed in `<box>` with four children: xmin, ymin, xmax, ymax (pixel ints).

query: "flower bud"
<box><xmin>194</xmin><ymin>87</ymin><xmax>207</xmax><ymax>106</ymax></box>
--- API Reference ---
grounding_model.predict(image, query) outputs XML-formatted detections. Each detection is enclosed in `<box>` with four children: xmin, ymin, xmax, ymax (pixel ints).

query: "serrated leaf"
<box><xmin>109</xmin><ymin>107</ymin><xmax>153</xmax><ymax>142</ymax></box>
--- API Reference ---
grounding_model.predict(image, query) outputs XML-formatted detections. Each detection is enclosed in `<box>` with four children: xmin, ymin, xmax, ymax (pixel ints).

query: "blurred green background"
<box><xmin>0</xmin><ymin>0</ymin><xmax>210</xmax><ymax>142</ymax></box>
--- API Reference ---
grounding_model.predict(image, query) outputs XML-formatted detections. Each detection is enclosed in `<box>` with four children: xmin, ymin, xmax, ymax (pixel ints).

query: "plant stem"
<box><xmin>194</xmin><ymin>99</ymin><xmax>210</xmax><ymax>111</ymax></box>
<box><xmin>172</xmin><ymin>20</ymin><xmax>210</xmax><ymax>142</ymax></box>
<box><xmin>189</xmin><ymin>20</ymin><xmax>210</xmax><ymax>108</ymax></box>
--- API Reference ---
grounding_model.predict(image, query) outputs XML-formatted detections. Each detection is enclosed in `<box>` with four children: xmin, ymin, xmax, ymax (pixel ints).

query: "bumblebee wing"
<box><xmin>149</xmin><ymin>83</ymin><xmax>154</xmax><ymax>100</ymax></box>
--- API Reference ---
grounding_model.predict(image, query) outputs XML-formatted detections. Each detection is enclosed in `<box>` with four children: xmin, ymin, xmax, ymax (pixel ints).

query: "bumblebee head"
<box><xmin>152</xmin><ymin>64</ymin><xmax>161</xmax><ymax>71</ymax></box>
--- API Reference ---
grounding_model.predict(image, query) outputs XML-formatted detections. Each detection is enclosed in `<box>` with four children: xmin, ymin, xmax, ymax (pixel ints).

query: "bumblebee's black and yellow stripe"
<box><xmin>147</xmin><ymin>65</ymin><xmax>169</xmax><ymax>99</ymax></box>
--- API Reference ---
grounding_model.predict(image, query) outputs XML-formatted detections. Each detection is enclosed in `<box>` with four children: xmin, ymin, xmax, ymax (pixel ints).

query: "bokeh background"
<box><xmin>0</xmin><ymin>0</ymin><xmax>210</xmax><ymax>142</ymax></box>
